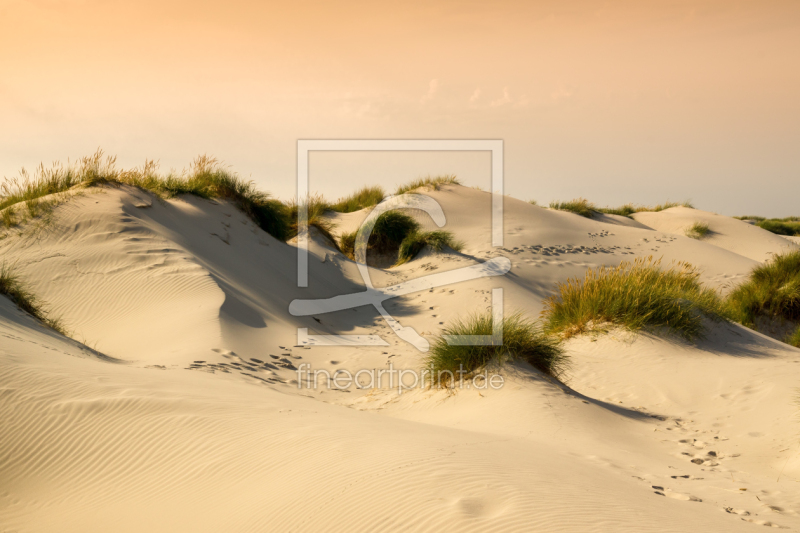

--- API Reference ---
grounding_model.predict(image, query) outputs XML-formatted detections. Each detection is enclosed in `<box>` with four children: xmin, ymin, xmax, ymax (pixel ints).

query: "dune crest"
<box><xmin>2</xmin><ymin>183</ymin><xmax>800</xmax><ymax>531</ymax></box>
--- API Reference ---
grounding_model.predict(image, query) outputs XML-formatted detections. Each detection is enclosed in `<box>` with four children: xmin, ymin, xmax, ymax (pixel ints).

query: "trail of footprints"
<box><xmin>640</xmin><ymin>416</ymin><xmax>789</xmax><ymax>528</ymax></box>
<box><xmin>479</xmin><ymin>233</ymin><xmax>677</xmax><ymax>262</ymax></box>
<box><xmin>185</xmin><ymin>346</ymin><xmax>309</xmax><ymax>385</ymax></box>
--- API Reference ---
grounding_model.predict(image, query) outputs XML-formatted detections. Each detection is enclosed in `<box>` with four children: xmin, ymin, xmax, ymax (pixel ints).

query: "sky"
<box><xmin>1</xmin><ymin>0</ymin><xmax>798</xmax><ymax>216</ymax></box>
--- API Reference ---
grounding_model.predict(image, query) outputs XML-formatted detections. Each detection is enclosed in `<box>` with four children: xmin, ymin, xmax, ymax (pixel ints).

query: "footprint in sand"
<box><xmin>724</xmin><ymin>507</ymin><xmax>750</xmax><ymax>516</ymax></box>
<box><xmin>652</xmin><ymin>487</ymin><xmax>702</xmax><ymax>502</ymax></box>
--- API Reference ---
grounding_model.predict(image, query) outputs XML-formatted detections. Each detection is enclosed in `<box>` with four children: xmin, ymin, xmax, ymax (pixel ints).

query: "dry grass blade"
<box><xmin>0</xmin><ymin>262</ymin><xmax>67</xmax><ymax>335</ymax></box>
<box><xmin>395</xmin><ymin>175</ymin><xmax>459</xmax><ymax>195</ymax></box>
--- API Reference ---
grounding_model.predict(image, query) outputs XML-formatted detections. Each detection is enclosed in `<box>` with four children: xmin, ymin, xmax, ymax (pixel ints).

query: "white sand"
<box><xmin>2</xmin><ymin>184</ymin><xmax>799</xmax><ymax>531</ymax></box>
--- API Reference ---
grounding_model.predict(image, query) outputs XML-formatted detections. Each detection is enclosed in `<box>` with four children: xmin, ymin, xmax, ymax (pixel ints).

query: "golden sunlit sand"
<box><xmin>2</xmin><ymin>173</ymin><xmax>800</xmax><ymax>531</ymax></box>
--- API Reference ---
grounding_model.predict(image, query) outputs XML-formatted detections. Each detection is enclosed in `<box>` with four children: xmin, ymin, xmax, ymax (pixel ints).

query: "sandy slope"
<box><xmin>2</xmin><ymin>184</ymin><xmax>799</xmax><ymax>531</ymax></box>
<box><xmin>632</xmin><ymin>206</ymin><xmax>797</xmax><ymax>263</ymax></box>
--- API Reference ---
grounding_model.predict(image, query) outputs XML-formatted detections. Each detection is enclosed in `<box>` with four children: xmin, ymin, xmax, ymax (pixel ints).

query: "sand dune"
<box><xmin>2</xmin><ymin>183</ymin><xmax>800</xmax><ymax>531</ymax></box>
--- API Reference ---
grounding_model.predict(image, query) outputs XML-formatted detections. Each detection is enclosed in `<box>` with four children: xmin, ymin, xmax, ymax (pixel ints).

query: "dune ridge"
<box><xmin>2</xmin><ymin>182</ymin><xmax>800</xmax><ymax>531</ymax></box>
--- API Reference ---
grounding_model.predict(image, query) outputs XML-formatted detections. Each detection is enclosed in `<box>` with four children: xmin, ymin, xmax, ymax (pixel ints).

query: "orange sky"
<box><xmin>1</xmin><ymin>0</ymin><xmax>798</xmax><ymax>215</ymax></box>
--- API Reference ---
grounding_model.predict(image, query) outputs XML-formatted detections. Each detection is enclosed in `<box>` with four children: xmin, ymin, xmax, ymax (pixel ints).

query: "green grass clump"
<box><xmin>396</xmin><ymin>230</ymin><xmax>463</xmax><ymax>265</ymax></box>
<box><xmin>0</xmin><ymin>263</ymin><xmax>66</xmax><ymax>334</ymax></box>
<box><xmin>0</xmin><ymin>152</ymin><xmax>291</xmax><ymax>241</ymax></box>
<box><xmin>786</xmin><ymin>325</ymin><xmax>800</xmax><ymax>348</ymax></box>
<box><xmin>425</xmin><ymin>311</ymin><xmax>567</xmax><ymax>386</ymax></box>
<box><xmin>756</xmin><ymin>220</ymin><xmax>800</xmax><ymax>236</ymax></box>
<box><xmin>339</xmin><ymin>211</ymin><xmax>420</xmax><ymax>260</ymax></box>
<box><xmin>725</xmin><ymin>250</ymin><xmax>800</xmax><ymax>328</ymax></box>
<box><xmin>1</xmin><ymin>206</ymin><xmax>18</xmax><ymax>228</ymax></box>
<box><xmin>339</xmin><ymin>232</ymin><xmax>357</xmax><ymax>259</ymax></box>
<box><xmin>395</xmin><ymin>175</ymin><xmax>460</xmax><ymax>195</ymax></box>
<box><xmin>549</xmin><ymin>198</ymin><xmax>596</xmax><ymax>218</ymax></box>
<box><xmin>734</xmin><ymin>216</ymin><xmax>800</xmax><ymax>236</ymax></box>
<box><xmin>542</xmin><ymin>256</ymin><xmax>727</xmax><ymax>340</ymax></box>
<box><xmin>285</xmin><ymin>194</ymin><xmax>338</xmax><ymax>247</ymax></box>
<box><xmin>597</xmin><ymin>200</ymin><xmax>694</xmax><ymax>218</ymax></box>
<box><xmin>329</xmin><ymin>186</ymin><xmax>385</xmax><ymax>213</ymax></box>
<box><xmin>685</xmin><ymin>221</ymin><xmax>711</xmax><ymax>239</ymax></box>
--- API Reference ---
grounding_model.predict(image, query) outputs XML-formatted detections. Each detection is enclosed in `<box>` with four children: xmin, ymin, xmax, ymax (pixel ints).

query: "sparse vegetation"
<box><xmin>0</xmin><ymin>151</ymin><xmax>292</xmax><ymax>241</ymax></box>
<box><xmin>597</xmin><ymin>200</ymin><xmax>694</xmax><ymax>218</ymax></box>
<box><xmin>339</xmin><ymin>211</ymin><xmax>420</xmax><ymax>260</ymax></box>
<box><xmin>1</xmin><ymin>205</ymin><xmax>18</xmax><ymax>228</ymax></box>
<box><xmin>425</xmin><ymin>311</ymin><xmax>567</xmax><ymax>386</ymax></box>
<box><xmin>757</xmin><ymin>220</ymin><xmax>800</xmax><ymax>236</ymax></box>
<box><xmin>549</xmin><ymin>198</ymin><xmax>597</xmax><ymax>218</ymax></box>
<box><xmin>547</xmin><ymin>199</ymin><xmax>694</xmax><ymax>219</ymax></box>
<box><xmin>329</xmin><ymin>186</ymin><xmax>385</xmax><ymax>213</ymax></box>
<box><xmin>725</xmin><ymin>250</ymin><xmax>800</xmax><ymax>329</ymax></box>
<box><xmin>286</xmin><ymin>194</ymin><xmax>338</xmax><ymax>247</ymax></box>
<box><xmin>0</xmin><ymin>262</ymin><xmax>66</xmax><ymax>334</ymax></box>
<box><xmin>542</xmin><ymin>256</ymin><xmax>728</xmax><ymax>340</ymax></box>
<box><xmin>734</xmin><ymin>216</ymin><xmax>800</xmax><ymax>236</ymax></box>
<box><xmin>396</xmin><ymin>230</ymin><xmax>462</xmax><ymax>265</ymax></box>
<box><xmin>786</xmin><ymin>325</ymin><xmax>800</xmax><ymax>348</ymax></box>
<box><xmin>395</xmin><ymin>175</ymin><xmax>460</xmax><ymax>195</ymax></box>
<box><xmin>339</xmin><ymin>211</ymin><xmax>461</xmax><ymax>265</ymax></box>
<box><xmin>685</xmin><ymin>221</ymin><xmax>711</xmax><ymax>239</ymax></box>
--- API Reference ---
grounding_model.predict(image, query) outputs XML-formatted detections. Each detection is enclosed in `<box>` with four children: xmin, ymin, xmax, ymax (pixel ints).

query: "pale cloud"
<box><xmin>469</xmin><ymin>88</ymin><xmax>481</xmax><ymax>102</ymax></box>
<box><xmin>420</xmin><ymin>79</ymin><xmax>438</xmax><ymax>103</ymax></box>
<box><xmin>490</xmin><ymin>87</ymin><xmax>511</xmax><ymax>107</ymax></box>
<box><xmin>550</xmin><ymin>87</ymin><xmax>574</xmax><ymax>102</ymax></box>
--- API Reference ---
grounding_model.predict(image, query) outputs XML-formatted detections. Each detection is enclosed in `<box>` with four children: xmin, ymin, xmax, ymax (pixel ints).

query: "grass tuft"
<box><xmin>339</xmin><ymin>211</ymin><xmax>420</xmax><ymax>260</ymax></box>
<box><xmin>395</xmin><ymin>175</ymin><xmax>460</xmax><ymax>195</ymax></box>
<box><xmin>756</xmin><ymin>220</ymin><xmax>800</xmax><ymax>236</ymax></box>
<box><xmin>396</xmin><ymin>230</ymin><xmax>463</xmax><ymax>265</ymax></box>
<box><xmin>597</xmin><ymin>200</ymin><xmax>694</xmax><ymax>218</ymax></box>
<box><xmin>0</xmin><ymin>151</ymin><xmax>291</xmax><ymax>241</ymax></box>
<box><xmin>685</xmin><ymin>221</ymin><xmax>711</xmax><ymax>239</ymax></box>
<box><xmin>786</xmin><ymin>325</ymin><xmax>800</xmax><ymax>348</ymax></box>
<box><xmin>549</xmin><ymin>198</ymin><xmax>596</xmax><ymax>218</ymax></box>
<box><xmin>735</xmin><ymin>216</ymin><xmax>800</xmax><ymax>236</ymax></box>
<box><xmin>425</xmin><ymin>311</ymin><xmax>567</xmax><ymax>386</ymax></box>
<box><xmin>329</xmin><ymin>186</ymin><xmax>385</xmax><ymax>213</ymax></box>
<box><xmin>725</xmin><ymin>250</ymin><xmax>800</xmax><ymax>328</ymax></box>
<box><xmin>0</xmin><ymin>262</ymin><xmax>66</xmax><ymax>334</ymax></box>
<box><xmin>542</xmin><ymin>256</ymin><xmax>728</xmax><ymax>340</ymax></box>
<box><xmin>286</xmin><ymin>194</ymin><xmax>338</xmax><ymax>247</ymax></box>
<box><xmin>1</xmin><ymin>206</ymin><xmax>18</xmax><ymax>228</ymax></box>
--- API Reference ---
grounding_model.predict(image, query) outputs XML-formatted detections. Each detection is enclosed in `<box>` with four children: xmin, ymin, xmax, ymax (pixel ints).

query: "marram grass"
<box><xmin>425</xmin><ymin>311</ymin><xmax>567</xmax><ymax>386</ymax></box>
<box><xmin>339</xmin><ymin>211</ymin><xmax>420</xmax><ymax>260</ymax></box>
<box><xmin>396</xmin><ymin>230</ymin><xmax>462</xmax><ymax>265</ymax></box>
<box><xmin>395</xmin><ymin>175</ymin><xmax>460</xmax><ymax>195</ymax></box>
<box><xmin>734</xmin><ymin>216</ymin><xmax>800</xmax><ymax>236</ymax></box>
<box><xmin>329</xmin><ymin>186</ymin><xmax>385</xmax><ymax>213</ymax></box>
<box><xmin>0</xmin><ymin>151</ymin><xmax>291</xmax><ymax>241</ymax></box>
<box><xmin>542</xmin><ymin>256</ymin><xmax>728</xmax><ymax>340</ymax></box>
<box><xmin>285</xmin><ymin>194</ymin><xmax>338</xmax><ymax>248</ymax></box>
<box><xmin>685</xmin><ymin>221</ymin><xmax>710</xmax><ymax>239</ymax></box>
<box><xmin>548</xmin><ymin>199</ymin><xmax>694</xmax><ymax>219</ymax></box>
<box><xmin>597</xmin><ymin>200</ymin><xmax>694</xmax><ymax>218</ymax></box>
<box><xmin>549</xmin><ymin>198</ymin><xmax>596</xmax><ymax>218</ymax></box>
<box><xmin>786</xmin><ymin>325</ymin><xmax>800</xmax><ymax>348</ymax></box>
<box><xmin>0</xmin><ymin>262</ymin><xmax>66</xmax><ymax>335</ymax></box>
<box><xmin>725</xmin><ymin>250</ymin><xmax>800</xmax><ymax>328</ymax></box>
<box><xmin>339</xmin><ymin>212</ymin><xmax>461</xmax><ymax>265</ymax></box>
